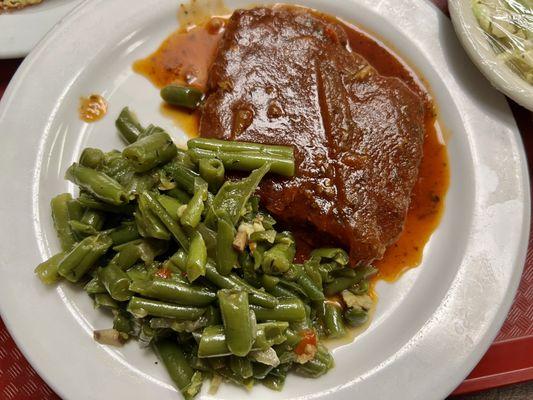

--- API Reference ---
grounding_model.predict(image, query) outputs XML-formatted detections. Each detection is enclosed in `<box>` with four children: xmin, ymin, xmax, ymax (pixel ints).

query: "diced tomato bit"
<box><xmin>155</xmin><ymin>268</ymin><xmax>172</xmax><ymax>279</ymax></box>
<box><xmin>294</xmin><ymin>329</ymin><xmax>317</xmax><ymax>355</ymax></box>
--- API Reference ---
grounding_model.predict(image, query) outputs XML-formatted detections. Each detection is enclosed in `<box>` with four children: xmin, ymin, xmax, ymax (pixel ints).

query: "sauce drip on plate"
<box><xmin>79</xmin><ymin>94</ymin><xmax>107</xmax><ymax>122</ymax></box>
<box><xmin>133</xmin><ymin>17</ymin><xmax>226</xmax><ymax>136</ymax></box>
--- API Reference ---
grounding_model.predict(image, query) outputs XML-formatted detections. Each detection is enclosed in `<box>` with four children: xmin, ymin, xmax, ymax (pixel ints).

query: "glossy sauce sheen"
<box><xmin>133</xmin><ymin>18</ymin><xmax>226</xmax><ymax>137</ymax></box>
<box><xmin>340</xmin><ymin>21</ymin><xmax>449</xmax><ymax>281</ymax></box>
<box><xmin>134</xmin><ymin>11</ymin><xmax>449</xmax><ymax>281</ymax></box>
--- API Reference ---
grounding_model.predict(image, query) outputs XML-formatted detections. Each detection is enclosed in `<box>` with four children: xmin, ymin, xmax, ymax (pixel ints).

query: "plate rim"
<box><xmin>0</xmin><ymin>0</ymin><xmax>84</xmax><ymax>59</ymax></box>
<box><xmin>0</xmin><ymin>0</ymin><xmax>530</xmax><ymax>399</ymax></box>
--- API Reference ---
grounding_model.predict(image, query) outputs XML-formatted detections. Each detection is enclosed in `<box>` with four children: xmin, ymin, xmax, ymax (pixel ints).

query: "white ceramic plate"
<box><xmin>0</xmin><ymin>0</ymin><xmax>83</xmax><ymax>58</ymax></box>
<box><xmin>449</xmin><ymin>0</ymin><xmax>533</xmax><ymax>111</ymax></box>
<box><xmin>0</xmin><ymin>0</ymin><xmax>529</xmax><ymax>399</ymax></box>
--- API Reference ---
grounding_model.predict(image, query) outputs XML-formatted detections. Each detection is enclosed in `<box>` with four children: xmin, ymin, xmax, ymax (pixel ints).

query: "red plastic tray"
<box><xmin>0</xmin><ymin>1</ymin><xmax>532</xmax><ymax>398</ymax></box>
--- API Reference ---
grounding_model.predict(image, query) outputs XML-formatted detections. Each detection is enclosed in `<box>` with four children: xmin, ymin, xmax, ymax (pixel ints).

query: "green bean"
<box><xmin>77</xmin><ymin>193</ymin><xmax>134</xmax><ymax>214</ymax></box>
<box><xmin>79</xmin><ymin>148</ymin><xmax>105</xmax><ymax>169</ymax></box>
<box><xmin>175</xmin><ymin>148</ymin><xmax>198</xmax><ymax>170</ymax></box>
<box><xmin>166</xmin><ymin>187</ymin><xmax>191</xmax><ymax>204</ymax></box>
<box><xmin>283</xmin><ymin>329</ymin><xmax>301</xmax><ymax>348</ymax></box>
<box><xmin>160</xmin><ymin>84</ymin><xmax>203</xmax><ymax>109</ymax></box>
<box><xmin>277</xmin><ymin>277</ymin><xmax>307</xmax><ymax>298</ymax></box>
<box><xmin>198</xmin><ymin>322</ymin><xmax>288</xmax><ymax>357</ymax></box>
<box><xmin>126</xmin><ymin>296</ymin><xmax>206</xmax><ymax>320</ymax></box>
<box><xmin>215</xmin><ymin>367</ymin><xmax>253</xmax><ymax>389</ymax></box>
<box><xmin>81</xmin><ymin>208</ymin><xmax>105</xmax><ymax>231</ymax></box>
<box><xmin>296</xmin><ymin>358</ymin><xmax>328</xmax><ymax>377</ymax></box>
<box><xmin>292</xmin><ymin>264</ymin><xmax>324</xmax><ymax>301</ymax></box>
<box><xmin>310</xmin><ymin>248</ymin><xmax>349</xmax><ymax>266</ymax></box>
<box><xmin>344</xmin><ymin>307</ymin><xmax>368</xmax><ymax>327</ymax></box>
<box><xmin>125</xmin><ymin>264</ymin><xmax>150</xmax><ymax>282</ymax></box>
<box><xmin>315</xmin><ymin>262</ymin><xmax>341</xmax><ymax>283</ymax></box>
<box><xmin>216</xmin><ymin>216</ymin><xmax>237</xmax><ymax>275</ymax></box>
<box><xmin>199</xmin><ymin>157</ymin><xmax>224</xmax><ymax>192</ymax></box>
<box><xmin>252</xmin><ymin>321</ymin><xmax>289</xmax><ymax>349</ymax></box>
<box><xmin>261</xmin><ymin>275</ymin><xmax>299</xmax><ymax>299</ymax></box>
<box><xmin>197</xmin><ymin>325</ymin><xmax>228</xmax><ymax>357</ymax></box>
<box><xmin>186</xmin><ymin>231</ymin><xmax>207</xmax><ymax>282</ymax></box>
<box><xmin>180</xmin><ymin>178</ymin><xmax>208</xmax><ymax>229</ymax></box>
<box><xmin>138</xmin><ymin>124</ymin><xmax>165</xmax><ymax>141</ymax></box>
<box><xmin>153</xmin><ymin>339</ymin><xmax>203</xmax><ymax>399</ymax></box>
<box><xmin>230</xmin><ymin>356</ymin><xmax>253</xmax><ymax>379</ymax></box>
<box><xmin>156</xmin><ymin>194</ymin><xmax>181</xmax><ymax>220</ymax></box>
<box><xmin>196</xmin><ymin>223</ymin><xmax>217</xmax><ymax>258</ymax></box>
<box><xmin>324</xmin><ymin>274</ymin><xmax>367</xmax><ymax>296</ymax></box>
<box><xmin>105</xmin><ymin>222</ymin><xmax>140</xmax><ymax>245</ymax></box>
<box><xmin>323</xmin><ymin>302</ymin><xmax>346</xmax><ymax>338</ymax></box>
<box><xmin>171</xmin><ymin>250</ymin><xmax>278</xmax><ymax>308</ymax></box>
<box><xmin>218</xmin><ymin>289</ymin><xmax>254</xmax><ymax>356</ymax></box>
<box><xmin>35</xmin><ymin>252</ymin><xmax>65</xmax><ymax>284</ymax></box>
<box><xmin>141</xmin><ymin>192</ymin><xmax>189</xmax><ymax>248</ymax></box>
<box><xmin>253</xmin><ymin>363</ymin><xmax>274</xmax><ymax>379</ymax></box>
<box><xmin>129</xmin><ymin>278</ymin><xmax>215</xmax><ymax>306</ymax></box>
<box><xmin>135</xmin><ymin>194</ymin><xmax>171</xmax><ymax>241</ymax></box>
<box><xmin>102</xmin><ymin>155</ymin><xmax>135</xmax><ymax>185</ymax></box>
<box><xmin>125</xmin><ymin>173</ymin><xmax>158</xmax><ymax>195</ymax></box>
<box><xmin>340</xmin><ymin>265</ymin><xmax>377</xmax><ymax>280</ymax></box>
<box><xmin>188</xmin><ymin>147</ymin><xmax>294</xmax><ymax>177</ymax></box>
<box><xmin>262</xmin><ymin>365</ymin><xmax>289</xmax><ymax>391</ymax></box>
<box><xmin>249</xmin><ymin>229</ymin><xmax>276</xmax><ymax>244</ymax></box>
<box><xmin>113</xmin><ymin>310</ymin><xmax>133</xmax><ymax>336</ymax></box>
<box><xmin>69</xmin><ymin>220</ymin><xmax>98</xmax><ymax>236</ymax></box>
<box><xmin>103</xmin><ymin>149</ymin><xmax>122</xmax><ymax>164</ymax></box>
<box><xmin>250</xmin><ymin>298</ymin><xmax>306</xmax><ymax>322</ymax></box>
<box><xmin>349</xmin><ymin>279</ymin><xmax>370</xmax><ymax>295</ymax></box>
<box><xmin>204</xmin><ymin>163</ymin><xmax>270</xmax><ymax>227</ymax></box>
<box><xmin>115</xmin><ymin>107</ymin><xmax>143</xmax><ymax>144</ymax></box>
<box><xmin>57</xmin><ymin>234</ymin><xmax>113</xmax><ymax>282</ymax></box>
<box><xmin>261</xmin><ymin>242</ymin><xmax>295</xmax><ymax>275</ymax></box>
<box><xmin>164</xmin><ymin>161</ymin><xmax>199</xmax><ymax>195</ymax></box>
<box><xmin>123</xmin><ymin>131</ymin><xmax>177</xmax><ymax>173</ymax></box>
<box><xmin>66</xmin><ymin>164</ymin><xmax>130</xmax><ymax>205</ymax></box>
<box><xmin>303</xmin><ymin>259</ymin><xmax>323</xmax><ymax>288</ymax></box>
<box><xmin>126</xmin><ymin>237</ymin><xmax>167</xmax><ymax>264</ymax></box>
<box><xmin>98</xmin><ymin>263</ymin><xmax>132</xmax><ymax>301</ymax></box>
<box><xmin>229</xmin><ymin>274</ymin><xmax>278</xmax><ymax>309</ymax></box>
<box><xmin>66</xmin><ymin>198</ymin><xmax>85</xmax><ymax>222</ymax></box>
<box><xmin>167</xmin><ymin>249</ymin><xmax>188</xmax><ymax>271</ymax></box>
<box><xmin>241</xmin><ymin>250</ymin><xmax>262</xmax><ymax>287</ymax></box>
<box><xmin>204</xmin><ymin>305</ymin><xmax>222</xmax><ymax>326</ymax></box>
<box><xmin>94</xmin><ymin>293</ymin><xmax>119</xmax><ymax>309</ymax></box>
<box><xmin>295</xmin><ymin>347</ymin><xmax>333</xmax><ymax>378</ymax></box>
<box><xmin>84</xmin><ymin>275</ymin><xmax>106</xmax><ymax>294</ymax></box>
<box><xmin>187</xmin><ymin>138</ymin><xmax>293</xmax><ymax>158</ymax></box>
<box><xmin>51</xmin><ymin>193</ymin><xmax>77</xmax><ymax>251</ymax></box>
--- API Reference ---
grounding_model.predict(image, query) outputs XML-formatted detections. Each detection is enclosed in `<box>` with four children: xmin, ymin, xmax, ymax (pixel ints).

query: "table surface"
<box><xmin>0</xmin><ymin>0</ymin><xmax>532</xmax><ymax>399</ymax></box>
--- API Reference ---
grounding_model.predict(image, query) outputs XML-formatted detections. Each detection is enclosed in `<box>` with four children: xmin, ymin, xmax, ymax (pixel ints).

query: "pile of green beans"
<box><xmin>35</xmin><ymin>108</ymin><xmax>376</xmax><ymax>398</ymax></box>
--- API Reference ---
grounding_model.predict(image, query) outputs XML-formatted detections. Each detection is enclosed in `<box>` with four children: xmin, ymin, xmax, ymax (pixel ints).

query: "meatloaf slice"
<box><xmin>199</xmin><ymin>6</ymin><xmax>425</xmax><ymax>265</ymax></box>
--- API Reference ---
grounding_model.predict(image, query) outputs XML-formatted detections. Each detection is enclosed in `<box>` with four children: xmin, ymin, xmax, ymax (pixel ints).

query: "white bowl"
<box><xmin>449</xmin><ymin>0</ymin><xmax>533</xmax><ymax>111</ymax></box>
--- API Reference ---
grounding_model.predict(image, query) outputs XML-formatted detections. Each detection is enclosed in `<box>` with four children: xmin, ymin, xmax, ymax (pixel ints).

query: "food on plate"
<box><xmin>35</xmin><ymin>3</ymin><xmax>449</xmax><ymax>397</ymax></box>
<box><xmin>79</xmin><ymin>94</ymin><xmax>108</xmax><ymax>123</ymax></box>
<box><xmin>36</xmin><ymin>108</ymin><xmax>376</xmax><ymax>397</ymax></box>
<box><xmin>472</xmin><ymin>0</ymin><xmax>533</xmax><ymax>84</ymax></box>
<box><xmin>0</xmin><ymin>0</ymin><xmax>42</xmax><ymax>11</ymax></box>
<box><xmin>135</xmin><ymin>6</ymin><xmax>448</xmax><ymax>281</ymax></box>
<box><xmin>200</xmin><ymin>7</ymin><xmax>426</xmax><ymax>265</ymax></box>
